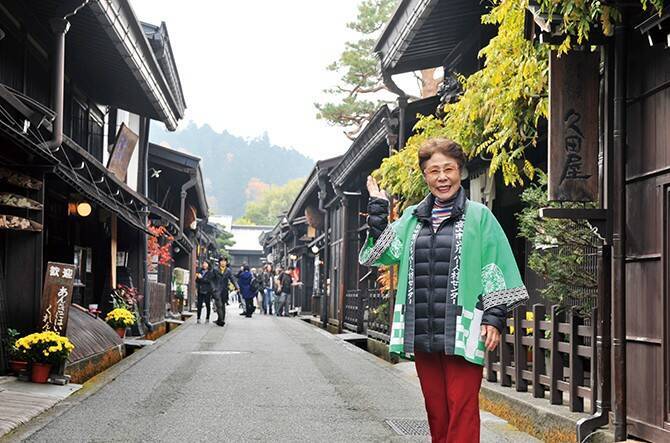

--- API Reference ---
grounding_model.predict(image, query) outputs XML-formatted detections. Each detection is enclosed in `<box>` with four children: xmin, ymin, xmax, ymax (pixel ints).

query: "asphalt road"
<box><xmin>18</xmin><ymin>307</ymin><xmax>538</xmax><ymax>442</ymax></box>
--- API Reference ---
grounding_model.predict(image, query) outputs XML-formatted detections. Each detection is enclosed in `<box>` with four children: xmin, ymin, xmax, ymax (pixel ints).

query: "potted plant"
<box><xmin>5</xmin><ymin>328</ymin><xmax>29</xmax><ymax>375</ymax></box>
<box><xmin>14</xmin><ymin>331</ymin><xmax>74</xmax><ymax>383</ymax></box>
<box><xmin>105</xmin><ymin>308</ymin><xmax>135</xmax><ymax>338</ymax></box>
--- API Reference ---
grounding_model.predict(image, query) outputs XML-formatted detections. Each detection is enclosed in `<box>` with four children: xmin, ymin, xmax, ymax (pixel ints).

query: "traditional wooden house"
<box><xmin>147</xmin><ymin>143</ymin><xmax>207</xmax><ymax>321</ymax></box>
<box><xmin>371</xmin><ymin>0</ymin><xmax>670</xmax><ymax>441</ymax></box>
<box><xmin>523</xmin><ymin>5</ymin><xmax>670</xmax><ymax>441</ymax></box>
<box><xmin>0</xmin><ymin>0</ymin><xmax>186</xmax><ymax>379</ymax></box>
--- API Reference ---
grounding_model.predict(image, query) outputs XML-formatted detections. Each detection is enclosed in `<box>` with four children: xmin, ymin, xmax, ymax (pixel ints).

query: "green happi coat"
<box><xmin>359</xmin><ymin>196</ymin><xmax>529</xmax><ymax>366</ymax></box>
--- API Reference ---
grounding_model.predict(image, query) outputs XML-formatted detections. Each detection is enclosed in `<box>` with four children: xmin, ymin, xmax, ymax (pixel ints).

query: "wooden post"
<box><xmin>569</xmin><ymin>307</ymin><xmax>585</xmax><ymax>412</ymax></box>
<box><xmin>110</xmin><ymin>215</ymin><xmax>117</xmax><ymax>289</ymax></box>
<box><xmin>590</xmin><ymin>306</ymin><xmax>598</xmax><ymax>414</ymax></box>
<box><xmin>500</xmin><ymin>315</ymin><xmax>512</xmax><ymax>387</ymax></box>
<box><xmin>514</xmin><ymin>305</ymin><xmax>528</xmax><ymax>391</ymax></box>
<box><xmin>532</xmin><ymin>304</ymin><xmax>546</xmax><ymax>398</ymax></box>
<box><xmin>550</xmin><ymin>305</ymin><xmax>562</xmax><ymax>404</ymax></box>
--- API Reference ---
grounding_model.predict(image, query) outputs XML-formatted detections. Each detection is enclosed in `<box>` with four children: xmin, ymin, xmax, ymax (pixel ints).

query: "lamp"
<box><xmin>311</xmin><ymin>245</ymin><xmax>319</xmax><ymax>254</ymax></box>
<box><xmin>68</xmin><ymin>201</ymin><xmax>92</xmax><ymax>217</ymax></box>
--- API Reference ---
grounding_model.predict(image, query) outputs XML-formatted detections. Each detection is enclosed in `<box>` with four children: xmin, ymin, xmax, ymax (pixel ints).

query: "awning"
<box><xmin>330</xmin><ymin>106</ymin><xmax>392</xmax><ymax>187</ymax></box>
<box><xmin>25</xmin><ymin>0</ymin><xmax>182</xmax><ymax>129</ymax></box>
<box><xmin>375</xmin><ymin>0</ymin><xmax>485</xmax><ymax>74</ymax></box>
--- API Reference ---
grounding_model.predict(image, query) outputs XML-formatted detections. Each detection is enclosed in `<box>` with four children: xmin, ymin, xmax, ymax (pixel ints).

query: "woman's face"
<box><xmin>422</xmin><ymin>152</ymin><xmax>461</xmax><ymax>201</ymax></box>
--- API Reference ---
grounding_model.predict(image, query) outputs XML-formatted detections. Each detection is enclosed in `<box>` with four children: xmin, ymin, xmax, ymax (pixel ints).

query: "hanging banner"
<box><xmin>107</xmin><ymin>123</ymin><xmax>139</xmax><ymax>181</ymax></box>
<box><xmin>548</xmin><ymin>50</ymin><xmax>599</xmax><ymax>202</ymax></box>
<box><xmin>40</xmin><ymin>262</ymin><xmax>76</xmax><ymax>334</ymax></box>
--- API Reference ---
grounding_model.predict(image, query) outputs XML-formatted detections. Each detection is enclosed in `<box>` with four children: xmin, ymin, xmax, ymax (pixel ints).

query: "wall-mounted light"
<box><xmin>311</xmin><ymin>245</ymin><xmax>319</xmax><ymax>254</ymax></box>
<box><xmin>68</xmin><ymin>201</ymin><xmax>92</xmax><ymax>217</ymax></box>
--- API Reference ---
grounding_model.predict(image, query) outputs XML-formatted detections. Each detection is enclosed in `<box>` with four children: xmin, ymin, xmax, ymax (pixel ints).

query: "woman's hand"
<box><xmin>367</xmin><ymin>176</ymin><xmax>388</xmax><ymax>201</ymax></box>
<box><xmin>480</xmin><ymin>325</ymin><xmax>501</xmax><ymax>351</ymax></box>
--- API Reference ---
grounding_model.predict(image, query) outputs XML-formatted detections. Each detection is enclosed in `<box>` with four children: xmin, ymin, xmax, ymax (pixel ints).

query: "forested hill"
<box><xmin>150</xmin><ymin>122</ymin><xmax>314</xmax><ymax>218</ymax></box>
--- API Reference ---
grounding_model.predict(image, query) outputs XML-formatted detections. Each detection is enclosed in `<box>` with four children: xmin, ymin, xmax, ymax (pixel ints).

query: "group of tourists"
<box><xmin>194</xmin><ymin>260</ymin><xmax>296</xmax><ymax>323</ymax></box>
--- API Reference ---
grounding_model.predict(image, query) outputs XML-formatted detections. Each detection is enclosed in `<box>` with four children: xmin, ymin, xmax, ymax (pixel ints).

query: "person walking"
<box><xmin>276</xmin><ymin>266</ymin><xmax>293</xmax><ymax>317</ymax></box>
<box><xmin>237</xmin><ymin>265</ymin><xmax>255</xmax><ymax>318</ymax></box>
<box><xmin>251</xmin><ymin>268</ymin><xmax>263</xmax><ymax>312</ymax></box>
<box><xmin>195</xmin><ymin>260</ymin><xmax>216</xmax><ymax>324</ymax></box>
<box><xmin>359</xmin><ymin>138</ymin><xmax>528</xmax><ymax>443</ymax></box>
<box><xmin>213</xmin><ymin>257</ymin><xmax>238</xmax><ymax>326</ymax></box>
<box><xmin>262</xmin><ymin>264</ymin><xmax>274</xmax><ymax>315</ymax></box>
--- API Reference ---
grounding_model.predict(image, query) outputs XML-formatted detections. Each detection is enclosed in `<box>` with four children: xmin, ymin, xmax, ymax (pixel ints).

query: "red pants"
<box><xmin>414</xmin><ymin>352</ymin><xmax>483</xmax><ymax>443</ymax></box>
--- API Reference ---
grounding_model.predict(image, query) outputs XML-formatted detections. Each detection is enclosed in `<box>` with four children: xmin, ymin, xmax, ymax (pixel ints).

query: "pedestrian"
<box><xmin>359</xmin><ymin>138</ymin><xmax>529</xmax><ymax>443</ymax></box>
<box><xmin>276</xmin><ymin>266</ymin><xmax>293</xmax><ymax>317</ymax></box>
<box><xmin>213</xmin><ymin>257</ymin><xmax>238</xmax><ymax>326</ymax></box>
<box><xmin>234</xmin><ymin>266</ymin><xmax>243</xmax><ymax>308</ymax></box>
<box><xmin>195</xmin><ymin>260</ymin><xmax>216</xmax><ymax>324</ymax></box>
<box><xmin>262</xmin><ymin>264</ymin><xmax>274</xmax><ymax>315</ymax></box>
<box><xmin>237</xmin><ymin>265</ymin><xmax>255</xmax><ymax>318</ymax></box>
<box><xmin>251</xmin><ymin>268</ymin><xmax>263</xmax><ymax>311</ymax></box>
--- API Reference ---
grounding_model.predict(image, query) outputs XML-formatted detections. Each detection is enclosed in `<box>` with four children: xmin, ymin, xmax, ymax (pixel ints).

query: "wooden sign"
<box><xmin>40</xmin><ymin>262</ymin><xmax>76</xmax><ymax>334</ymax></box>
<box><xmin>548</xmin><ymin>50</ymin><xmax>599</xmax><ymax>202</ymax></box>
<box><xmin>107</xmin><ymin>123</ymin><xmax>139</xmax><ymax>181</ymax></box>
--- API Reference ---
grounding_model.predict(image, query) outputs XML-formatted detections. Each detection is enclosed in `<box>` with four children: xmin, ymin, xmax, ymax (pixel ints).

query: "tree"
<box><xmin>235</xmin><ymin>178</ymin><xmax>305</xmax><ymax>226</ymax></box>
<box><xmin>517</xmin><ymin>173</ymin><xmax>600</xmax><ymax>313</ymax></box>
<box><xmin>315</xmin><ymin>0</ymin><xmax>398</xmax><ymax>140</ymax></box>
<box><xmin>374</xmin><ymin>0</ymin><xmax>663</xmax><ymax>202</ymax></box>
<box><xmin>213</xmin><ymin>227</ymin><xmax>235</xmax><ymax>258</ymax></box>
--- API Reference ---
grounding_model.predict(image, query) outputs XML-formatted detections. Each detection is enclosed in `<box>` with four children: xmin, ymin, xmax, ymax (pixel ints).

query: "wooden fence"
<box><xmin>343</xmin><ymin>289</ymin><xmax>364</xmax><ymax>333</ymax></box>
<box><xmin>367</xmin><ymin>289</ymin><xmax>390</xmax><ymax>342</ymax></box>
<box><xmin>485</xmin><ymin>304</ymin><xmax>596</xmax><ymax>413</ymax></box>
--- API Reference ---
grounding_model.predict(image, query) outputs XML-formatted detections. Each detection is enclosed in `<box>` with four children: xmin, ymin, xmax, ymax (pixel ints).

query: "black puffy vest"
<box><xmin>411</xmin><ymin>189</ymin><xmax>465</xmax><ymax>353</ymax></box>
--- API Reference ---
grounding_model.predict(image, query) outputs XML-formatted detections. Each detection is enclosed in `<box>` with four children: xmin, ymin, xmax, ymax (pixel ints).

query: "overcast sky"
<box><xmin>132</xmin><ymin>0</ymin><xmax>397</xmax><ymax>161</ymax></box>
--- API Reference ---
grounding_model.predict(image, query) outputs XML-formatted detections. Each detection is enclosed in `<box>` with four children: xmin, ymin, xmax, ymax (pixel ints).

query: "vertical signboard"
<box><xmin>107</xmin><ymin>123</ymin><xmax>139</xmax><ymax>181</ymax></box>
<box><xmin>548</xmin><ymin>50</ymin><xmax>600</xmax><ymax>202</ymax></box>
<box><xmin>40</xmin><ymin>262</ymin><xmax>75</xmax><ymax>334</ymax></box>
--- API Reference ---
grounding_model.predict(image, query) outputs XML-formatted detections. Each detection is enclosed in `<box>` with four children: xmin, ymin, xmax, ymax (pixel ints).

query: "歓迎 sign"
<box><xmin>548</xmin><ymin>50</ymin><xmax>599</xmax><ymax>202</ymax></box>
<box><xmin>40</xmin><ymin>262</ymin><xmax>75</xmax><ymax>334</ymax></box>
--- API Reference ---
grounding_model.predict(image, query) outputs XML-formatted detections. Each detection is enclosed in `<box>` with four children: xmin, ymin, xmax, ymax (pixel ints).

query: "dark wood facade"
<box><xmin>0</xmin><ymin>0</ymin><xmax>190</xmax><ymax>377</ymax></box>
<box><xmin>621</xmin><ymin>16</ymin><xmax>670</xmax><ymax>441</ymax></box>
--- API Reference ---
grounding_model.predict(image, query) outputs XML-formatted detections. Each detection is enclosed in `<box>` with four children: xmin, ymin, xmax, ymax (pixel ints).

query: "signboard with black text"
<box><xmin>40</xmin><ymin>262</ymin><xmax>75</xmax><ymax>334</ymax></box>
<box><xmin>548</xmin><ymin>50</ymin><xmax>599</xmax><ymax>202</ymax></box>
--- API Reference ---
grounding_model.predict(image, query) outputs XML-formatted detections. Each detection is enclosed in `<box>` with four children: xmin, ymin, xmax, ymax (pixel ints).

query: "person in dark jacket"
<box><xmin>276</xmin><ymin>266</ymin><xmax>293</xmax><ymax>317</ymax></box>
<box><xmin>237</xmin><ymin>265</ymin><xmax>255</xmax><ymax>318</ymax></box>
<box><xmin>361</xmin><ymin>138</ymin><xmax>528</xmax><ymax>443</ymax></box>
<box><xmin>195</xmin><ymin>261</ymin><xmax>216</xmax><ymax>323</ymax></box>
<box><xmin>213</xmin><ymin>257</ymin><xmax>238</xmax><ymax>326</ymax></box>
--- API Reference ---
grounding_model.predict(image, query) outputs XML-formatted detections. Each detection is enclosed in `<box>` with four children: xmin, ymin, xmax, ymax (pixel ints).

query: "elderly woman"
<box><xmin>360</xmin><ymin>138</ymin><xmax>528</xmax><ymax>443</ymax></box>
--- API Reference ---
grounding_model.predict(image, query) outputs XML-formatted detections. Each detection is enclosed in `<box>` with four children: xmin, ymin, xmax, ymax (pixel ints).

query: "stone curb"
<box><xmin>479</xmin><ymin>381</ymin><xmax>614</xmax><ymax>443</ymax></box>
<box><xmin>1</xmin><ymin>319</ymin><xmax>193</xmax><ymax>442</ymax></box>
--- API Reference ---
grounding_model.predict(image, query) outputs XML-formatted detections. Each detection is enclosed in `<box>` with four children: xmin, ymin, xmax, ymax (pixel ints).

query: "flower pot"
<box><xmin>115</xmin><ymin>328</ymin><xmax>126</xmax><ymax>338</ymax></box>
<box><xmin>31</xmin><ymin>362</ymin><xmax>52</xmax><ymax>384</ymax></box>
<box><xmin>9</xmin><ymin>359</ymin><xmax>29</xmax><ymax>375</ymax></box>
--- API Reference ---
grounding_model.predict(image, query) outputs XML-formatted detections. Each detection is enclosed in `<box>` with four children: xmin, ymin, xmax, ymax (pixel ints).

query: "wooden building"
<box><xmin>147</xmin><ymin>143</ymin><xmax>208</xmax><ymax>320</ymax></box>
<box><xmin>0</xmin><ymin>0</ymin><xmax>188</xmax><ymax>378</ymax></box>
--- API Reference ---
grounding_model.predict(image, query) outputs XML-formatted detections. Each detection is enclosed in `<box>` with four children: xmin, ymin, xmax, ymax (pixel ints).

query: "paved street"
<box><xmin>14</xmin><ymin>308</ymin><xmax>538</xmax><ymax>442</ymax></box>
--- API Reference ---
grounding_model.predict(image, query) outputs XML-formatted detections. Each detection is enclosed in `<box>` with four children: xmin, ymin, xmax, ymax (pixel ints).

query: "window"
<box><xmin>70</xmin><ymin>98</ymin><xmax>87</xmax><ymax>148</ymax></box>
<box><xmin>88</xmin><ymin>109</ymin><xmax>104</xmax><ymax>161</ymax></box>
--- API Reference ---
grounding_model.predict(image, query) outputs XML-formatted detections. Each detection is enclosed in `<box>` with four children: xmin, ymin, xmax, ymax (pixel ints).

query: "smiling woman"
<box><xmin>360</xmin><ymin>136</ymin><xmax>529</xmax><ymax>442</ymax></box>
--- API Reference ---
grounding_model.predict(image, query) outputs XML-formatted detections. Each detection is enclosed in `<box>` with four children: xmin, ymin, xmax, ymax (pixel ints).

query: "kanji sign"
<box><xmin>548</xmin><ymin>50</ymin><xmax>599</xmax><ymax>202</ymax></box>
<box><xmin>40</xmin><ymin>262</ymin><xmax>75</xmax><ymax>334</ymax></box>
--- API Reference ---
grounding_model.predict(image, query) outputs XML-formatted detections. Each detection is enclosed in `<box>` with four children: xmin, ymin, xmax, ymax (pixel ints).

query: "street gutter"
<box><xmin>1</xmin><ymin>319</ymin><xmax>192</xmax><ymax>442</ymax></box>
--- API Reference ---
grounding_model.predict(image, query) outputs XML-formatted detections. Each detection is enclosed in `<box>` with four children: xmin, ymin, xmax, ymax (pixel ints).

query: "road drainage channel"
<box><xmin>189</xmin><ymin>351</ymin><xmax>251</xmax><ymax>355</ymax></box>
